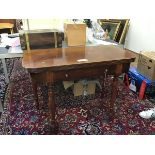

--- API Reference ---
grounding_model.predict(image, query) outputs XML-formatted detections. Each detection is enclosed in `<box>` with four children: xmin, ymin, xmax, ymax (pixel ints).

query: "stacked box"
<box><xmin>137</xmin><ymin>51</ymin><xmax>155</xmax><ymax>80</ymax></box>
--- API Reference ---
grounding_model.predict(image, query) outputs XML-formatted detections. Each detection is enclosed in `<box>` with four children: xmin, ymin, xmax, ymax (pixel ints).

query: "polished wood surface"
<box><xmin>22</xmin><ymin>45</ymin><xmax>135</xmax><ymax>70</ymax></box>
<box><xmin>22</xmin><ymin>45</ymin><xmax>136</xmax><ymax>134</ymax></box>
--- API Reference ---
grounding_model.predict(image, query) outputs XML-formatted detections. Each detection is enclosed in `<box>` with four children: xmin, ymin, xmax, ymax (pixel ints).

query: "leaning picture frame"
<box><xmin>98</xmin><ymin>20</ymin><xmax>121</xmax><ymax>41</ymax></box>
<box><xmin>118</xmin><ymin>19</ymin><xmax>130</xmax><ymax>44</ymax></box>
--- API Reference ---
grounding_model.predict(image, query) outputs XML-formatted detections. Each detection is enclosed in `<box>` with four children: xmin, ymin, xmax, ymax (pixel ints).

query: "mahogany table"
<box><xmin>22</xmin><ymin>45</ymin><xmax>136</xmax><ymax>133</ymax></box>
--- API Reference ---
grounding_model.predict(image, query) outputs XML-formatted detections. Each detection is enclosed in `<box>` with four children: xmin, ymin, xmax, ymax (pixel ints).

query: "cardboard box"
<box><xmin>63</xmin><ymin>80</ymin><xmax>97</xmax><ymax>97</ymax></box>
<box><xmin>64</xmin><ymin>23</ymin><xmax>86</xmax><ymax>46</ymax></box>
<box><xmin>137</xmin><ymin>51</ymin><xmax>155</xmax><ymax>80</ymax></box>
<box><xmin>73</xmin><ymin>81</ymin><xmax>96</xmax><ymax>97</ymax></box>
<box><xmin>87</xmin><ymin>81</ymin><xmax>96</xmax><ymax>95</ymax></box>
<box><xmin>73</xmin><ymin>82</ymin><xmax>84</xmax><ymax>97</ymax></box>
<box><xmin>63</xmin><ymin>81</ymin><xmax>74</xmax><ymax>90</ymax></box>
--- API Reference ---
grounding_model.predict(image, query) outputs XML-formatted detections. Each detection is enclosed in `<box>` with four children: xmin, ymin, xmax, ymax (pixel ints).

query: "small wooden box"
<box><xmin>19</xmin><ymin>29</ymin><xmax>64</xmax><ymax>50</ymax></box>
<box><xmin>64</xmin><ymin>23</ymin><xmax>86</xmax><ymax>46</ymax></box>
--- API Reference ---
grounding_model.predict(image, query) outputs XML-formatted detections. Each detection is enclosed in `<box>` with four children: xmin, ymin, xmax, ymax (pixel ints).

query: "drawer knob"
<box><xmin>65</xmin><ymin>74</ymin><xmax>68</xmax><ymax>77</ymax></box>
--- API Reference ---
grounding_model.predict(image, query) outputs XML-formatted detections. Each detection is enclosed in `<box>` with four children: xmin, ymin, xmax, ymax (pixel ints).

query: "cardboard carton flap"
<box><xmin>141</xmin><ymin>51</ymin><xmax>155</xmax><ymax>60</ymax></box>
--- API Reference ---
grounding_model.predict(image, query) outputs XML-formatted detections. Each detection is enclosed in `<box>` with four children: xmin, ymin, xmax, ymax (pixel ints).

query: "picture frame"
<box><xmin>98</xmin><ymin>19</ymin><xmax>130</xmax><ymax>44</ymax></box>
<box><xmin>98</xmin><ymin>20</ymin><xmax>121</xmax><ymax>41</ymax></box>
<box><xmin>118</xmin><ymin>19</ymin><xmax>130</xmax><ymax>44</ymax></box>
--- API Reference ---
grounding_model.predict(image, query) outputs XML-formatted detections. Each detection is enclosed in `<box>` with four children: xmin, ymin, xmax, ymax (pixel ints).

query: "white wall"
<box><xmin>22</xmin><ymin>18</ymin><xmax>155</xmax><ymax>53</ymax></box>
<box><xmin>125</xmin><ymin>18</ymin><xmax>155</xmax><ymax>53</ymax></box>
<box><xmin>22</xmin><ymin>19</ymin><xmax>72</xmax><ymax>31</ymax></box>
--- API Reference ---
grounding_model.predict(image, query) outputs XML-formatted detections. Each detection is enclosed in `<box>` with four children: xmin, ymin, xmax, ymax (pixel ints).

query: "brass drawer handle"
<box><xmin>65</xmin><ymin>74</ymin><xmax>68</xmax><ymax>78</ymax></box>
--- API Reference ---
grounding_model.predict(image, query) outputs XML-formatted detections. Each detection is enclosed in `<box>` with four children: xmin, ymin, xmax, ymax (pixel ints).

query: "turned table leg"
<box><xmin>48</xmin><ymin>85</ymin><xmax>58</xmax><ymax>134</ymax></box>
<box><xmin>109</xmin><ymin>75</ymin><xmax>119</xmax><ymax>118</ymax></box>
<box><xmin>109</xmin><ymin>64</ymin><xmax>123</xmax><ymax>120</ymax></box>
<box><xmin>48</xmin><ymin>85</ymin><xmax>55</xmax><ymax>121</ymax></box>
<box><xmin>33</xmin><ymin>81</ymin><xmax>39</xmax><ymax>109</ymax></box>
<box><xmin>30</xmin><ymin>74</ymin><xmax>39</xmax><ymax>110</ymax></box>
<box><xmin>1</xmin><ymin>58</ymin><xmax>9</xmax><ymax>84</ymax></box>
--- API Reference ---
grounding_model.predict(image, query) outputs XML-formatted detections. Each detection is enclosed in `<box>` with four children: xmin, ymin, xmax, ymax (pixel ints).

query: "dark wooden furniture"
<box><xmin>19</xmin><ymin>29</ymin><xmax>64</xmax><ymax>50</ymax></box>
<box><xmin>22</xmin><ymin>45</ymin><xmax>136</xmax><ymax>134</ymax></box>
<box><xmin>0</xmin><ymin>19</ymin><xmax>17</xmax><ymax>34</ymax></box>
<box><xmin>0</xmin><ymin>23</ymin><xmax>14</xmax><ymax>34</ymax></box>
<box><xmin>0</xmin><ymin>19</ymin><xmax>23</xmax><ymax>34</ymax></box>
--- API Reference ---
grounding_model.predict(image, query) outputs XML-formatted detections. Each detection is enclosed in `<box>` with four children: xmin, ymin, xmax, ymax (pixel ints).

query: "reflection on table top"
<box><xmin>0</xmin><ymin>33</ymin><xmax>123</xmax><ymax>59</ymax></box>
<box><xmin>22</xmin><ymin>45</ymin><xmax>136</xmax><ymax>70</ymax></box>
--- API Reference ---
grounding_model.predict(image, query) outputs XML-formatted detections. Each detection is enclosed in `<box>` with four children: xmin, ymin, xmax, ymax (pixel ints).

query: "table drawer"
<box><xmin>53</xmin><ymin>66</ymin><xmax>115</xmax><ymax>82</ymax></box>
<box><xmin>30</xmin><ymin>65</ymin><xmax>118</xmax><ymax>84</ymax></box>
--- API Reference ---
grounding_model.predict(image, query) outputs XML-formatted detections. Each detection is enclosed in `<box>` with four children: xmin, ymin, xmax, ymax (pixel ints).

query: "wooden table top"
<box><xmin>0</xmin><ymin>23</ymin><xmax>14</xmax><ymax>29</ymax></box>
<box><xmin>22</xmin><ymin>45</ymin><xmax>136</xmax><ymax>70</ymax></box>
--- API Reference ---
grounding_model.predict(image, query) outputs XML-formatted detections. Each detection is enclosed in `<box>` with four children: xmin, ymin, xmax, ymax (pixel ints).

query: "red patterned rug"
<box><xmin>0</xmin><ymin>59</ymin><xmax>155</xmax><ymax>135</ymax></box>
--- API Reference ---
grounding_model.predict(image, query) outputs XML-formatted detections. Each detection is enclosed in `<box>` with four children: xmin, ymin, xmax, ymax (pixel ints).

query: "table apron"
<box><xmin>30</xmin><ymin>63</ymin><xmax>130</xmax><ymax>84</ymax></box>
